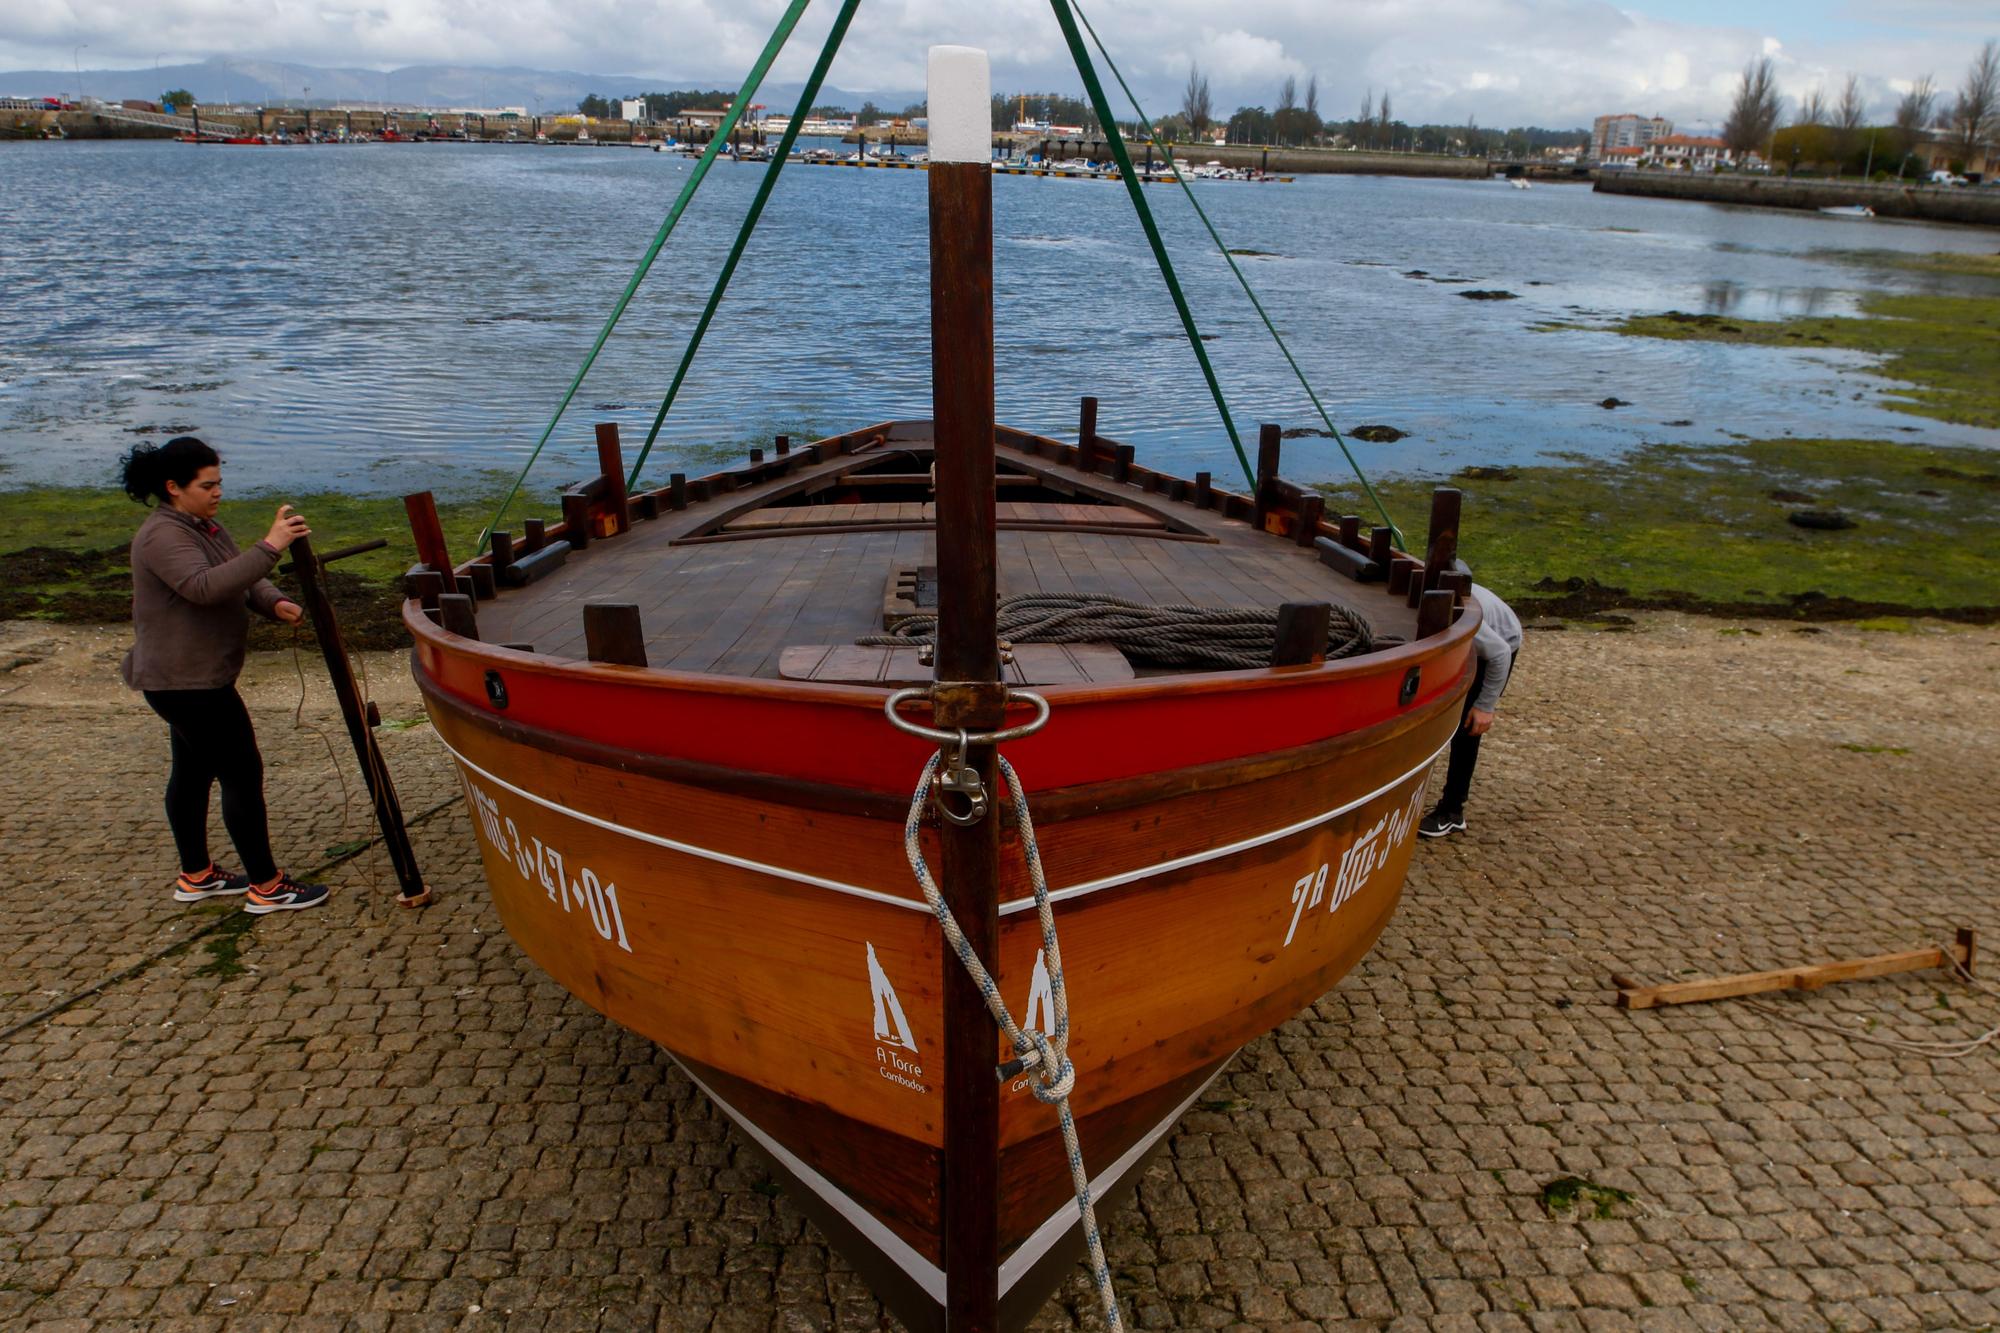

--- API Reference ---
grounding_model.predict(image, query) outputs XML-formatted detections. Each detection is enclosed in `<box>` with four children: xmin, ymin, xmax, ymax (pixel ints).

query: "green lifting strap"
<box><xmin>476</xmin><ymin>0</ymin><xmax>815</xmax><ymax>551</ymax></box>
<box><xmin>626</xmin><ymin>0</ymin><xmax>864</xmax><ymax>488</ymax></box>
<box><xmin>1046</xmin><ymin>0</ymin><xmax>1254</xmax><ymax>490</ymax></box>
<box><xmin>1066</xmin><ymin>0</ymin><xmax>1406</xmax><ymax>549</ymax></box>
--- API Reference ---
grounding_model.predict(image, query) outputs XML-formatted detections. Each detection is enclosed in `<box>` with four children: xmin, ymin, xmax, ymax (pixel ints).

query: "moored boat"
<box><xmin>402</xmin><ymin>34</ymin><xmax>1479</xmax><ymax>1333</ymax></box>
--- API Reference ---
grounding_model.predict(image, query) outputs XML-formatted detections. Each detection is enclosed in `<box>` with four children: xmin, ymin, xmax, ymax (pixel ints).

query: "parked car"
<box><xmin>1929</xmin><ymin>169</ymin><xmax>1967</xmax><ymax>186</ymax></box>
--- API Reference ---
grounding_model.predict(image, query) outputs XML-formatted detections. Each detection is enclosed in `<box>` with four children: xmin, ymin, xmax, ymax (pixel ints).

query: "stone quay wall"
<box><xmin>1595</xmin><ymin>168</ymin><xmax>2000</xmax><ymax>226</ymax></box>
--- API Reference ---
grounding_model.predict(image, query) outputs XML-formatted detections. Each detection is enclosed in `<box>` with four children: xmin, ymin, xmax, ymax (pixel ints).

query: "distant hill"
<box><xmin>0</xmin><ymin>57</ymin><xmax>918</xmax><ymax>116</ymax></box>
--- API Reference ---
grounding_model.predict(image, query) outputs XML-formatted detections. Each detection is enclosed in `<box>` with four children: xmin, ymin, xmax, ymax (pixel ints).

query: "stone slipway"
<box><xmin>1</xmin><ymin>615</ymin><xmax>1996</xmax><ymax>1329</ymax></box>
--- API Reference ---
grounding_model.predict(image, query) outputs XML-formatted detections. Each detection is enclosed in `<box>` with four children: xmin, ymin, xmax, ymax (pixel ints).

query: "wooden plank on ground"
<box><xmin>1615</xmin><ymin>928</ymin><xmax>1977</xmax><ymax>1010</ymax></box>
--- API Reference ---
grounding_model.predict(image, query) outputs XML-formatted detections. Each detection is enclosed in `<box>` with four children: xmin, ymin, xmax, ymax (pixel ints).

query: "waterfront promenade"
<box><xmin>2</xmin><ymin>612</ymin><xmax>1994</xmax><ymax>1329</ymax></box>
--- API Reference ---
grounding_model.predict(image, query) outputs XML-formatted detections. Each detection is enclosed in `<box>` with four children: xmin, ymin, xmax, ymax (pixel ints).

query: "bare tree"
<box><xmin>1377</xmin><ymin>90</ymin><xmax>1392</xmax><ymax>150</ymax></box>
<box><xmin>1180</xmin><ymin>63</ymin><xmax>1213</xmax><ymax>143</ymax></box>
<box><xmin>1832</xmin><ymin>72</ymin><xmax>1865</xmax><ymax>165</ymax></box>
<box><xmin>1893</xmin><ymin>74</ymin><xmax>1937</xmax><ymax>161</ymax></box>
<box><xmin>1795</xmin><ymin>85</ymin><xmax>1828</xmax><ymax>126</ymax></box>
<box><xmin>1835</xmin><ymin>73</ymin><xmax>1865</xmax><ymax>132</ymax></box>
<box><xmin>1305</xmin><ymin>74</ymin><xmax>1319</xmax><ymax>121</ymax></box>
<box><xmin>1722</xmin><ymin>57</ymin><xmax>1783</xmax><ymax>158</ymax></box>
<box><xmin>1946</xmin><ymin>39</ymin><xmax>1998</xmax><ymax>166</ymax></box>
<box><xmin>1358</xmin><ymin>88</ymin><xmax>1374</xmax><ymax>147</ymax></box>
<box><xmin>1270</xmin><ymin>76</ymin><xmax>1293</xmax><ymax>145</ymax></box>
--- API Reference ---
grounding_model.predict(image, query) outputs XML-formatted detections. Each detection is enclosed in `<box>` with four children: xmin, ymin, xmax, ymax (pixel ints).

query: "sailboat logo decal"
<box><xmin>867</xmin><ymin>942</ymin><xmax>917</xmax><ymax>1052</ymax></box>
<box><xmin>1024</xmin><ymin>948</ymin><xmax>1054</xmax><ymax>1036</ymax></box>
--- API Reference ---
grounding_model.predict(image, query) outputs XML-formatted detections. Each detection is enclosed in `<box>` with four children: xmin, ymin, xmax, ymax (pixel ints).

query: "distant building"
<box><xmin>1913</xmin><ymin>132</ymin><xmax>1995</xmax><ymax>179</ymax></box>
<box><xmin>1650</xmin><ymin>134</ymin><xmax>1730</xmax><ymax>170</ymax></box>
<box><xmin>1592</xmin><ymin>113</ymin><xmax>1671</xmax><ymax>162</ymax></box>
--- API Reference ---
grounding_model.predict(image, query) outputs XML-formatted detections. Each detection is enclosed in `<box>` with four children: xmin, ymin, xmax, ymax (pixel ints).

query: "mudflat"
<box><xmin>2</xmin><ymin>613</ymin><xmax>1995</xmax><ymax>1326</ymax></box>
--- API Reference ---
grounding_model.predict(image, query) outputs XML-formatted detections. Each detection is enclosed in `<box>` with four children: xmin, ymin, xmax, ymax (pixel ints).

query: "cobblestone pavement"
<box><xmin>1</xmin><ymin>614</ymin><xmax>1996</xmax><ymax>1331</ymax></box>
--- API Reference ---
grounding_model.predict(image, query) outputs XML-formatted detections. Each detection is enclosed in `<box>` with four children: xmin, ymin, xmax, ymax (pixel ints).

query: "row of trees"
<box><xmin>577</xmin><ymin>90</ymin><xmax>743</xmax><ymax>120</ymax></box>
<box><xmin>1722</xmin><ymin>39</ymin><xmax>1998</xmax><ymax>171</ymax></box>
<box><xmin>1168</xmin><ymin>64</ymin><xmax>1583</xmax><ymax>155</ymax></box>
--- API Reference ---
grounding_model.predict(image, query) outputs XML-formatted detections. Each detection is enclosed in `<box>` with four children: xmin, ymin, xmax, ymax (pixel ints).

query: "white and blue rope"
<box><xmin>902</xmin><ymin>751</ymin><xmax>1123</xmax><ymax>1330</ymax></box>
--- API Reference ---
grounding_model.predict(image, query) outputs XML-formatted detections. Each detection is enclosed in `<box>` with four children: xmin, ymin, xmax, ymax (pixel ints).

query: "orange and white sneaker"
<box><xmin>173</xmin><ymin>864</ymin><xmax>252</xmax><ymax>902</ymax></box>
<box><xmin>244</xmin><ymin>873</ymin><xmax>330</xmax><ymax>915</ymax></box>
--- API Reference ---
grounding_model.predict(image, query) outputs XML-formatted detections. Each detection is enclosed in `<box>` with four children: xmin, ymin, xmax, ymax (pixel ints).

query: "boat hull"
<box><xmin>410</xmin><ymin>601</ymin><xmax>1473</xmax><ymax>1326</ymax></box>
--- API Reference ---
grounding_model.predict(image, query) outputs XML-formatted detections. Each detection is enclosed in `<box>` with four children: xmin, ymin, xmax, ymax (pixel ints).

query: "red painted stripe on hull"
<box><xmin>410</xmin><ymin>608</ymin><xmax>1475</xmax><ymax>794</ymax></box>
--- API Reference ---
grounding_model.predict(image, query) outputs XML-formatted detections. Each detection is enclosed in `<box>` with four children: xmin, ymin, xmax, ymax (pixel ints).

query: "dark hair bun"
<box><xmin>120</xmin><ymin>435</ymin><xmax>220</xmax><ymax>505</ymax></box>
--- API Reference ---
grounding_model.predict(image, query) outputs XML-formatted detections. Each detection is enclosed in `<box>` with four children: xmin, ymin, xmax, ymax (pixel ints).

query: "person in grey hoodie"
<box><xmin>1419</xmin><ymin>583</ymin><xmax>1523</xmax><ymax>838</ymax></box>
<box><xmin>119</xmin><ymin>436</ymin><xmax>329</xmax><ymax>913</ymax></box>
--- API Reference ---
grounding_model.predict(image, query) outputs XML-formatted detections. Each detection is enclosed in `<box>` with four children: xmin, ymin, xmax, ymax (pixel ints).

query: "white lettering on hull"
<box><xmin>466</xmin><ymin>779</ymin><xmax>633</xmax><ymax>953</ymax></box>
<box><xmin>1282</xmin><ymin>783</ymin><xmax>1424</xmax><ymax>949</ymax></box>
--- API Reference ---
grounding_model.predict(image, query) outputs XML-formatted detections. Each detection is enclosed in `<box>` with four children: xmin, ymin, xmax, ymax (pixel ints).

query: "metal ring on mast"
<box><xmin>882</xmin><ymin>687</ymin><xmax>1051</xmax><ymax>747</ymax></box>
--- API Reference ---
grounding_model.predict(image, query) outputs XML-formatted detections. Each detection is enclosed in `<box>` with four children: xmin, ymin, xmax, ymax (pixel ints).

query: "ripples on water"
<box><xmin>1</xmin><ymin>140</ymin><xmax>1995</xmax><ymax>495</ymax></box>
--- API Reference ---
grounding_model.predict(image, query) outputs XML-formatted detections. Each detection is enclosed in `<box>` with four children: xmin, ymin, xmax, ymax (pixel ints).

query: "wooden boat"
<box><xmin>401</xmin><ymin>43</ymin><xmax>1480</xmax><ymax>1333</ymax></box>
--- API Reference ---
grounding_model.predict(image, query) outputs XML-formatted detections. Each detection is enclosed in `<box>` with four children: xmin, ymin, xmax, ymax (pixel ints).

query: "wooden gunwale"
<box><xmin>413</xmin><ymin>651</ymin><xmax>1470</xmax><ymax>825</ymax></box>
<box><xmin>408</xmin><ymin>605</ymin><xmax>1476</xmax><ymax>795</ymax></box>
<box><xmin>406</xmin><ymin>599</ymin><xmax>1471</xmax><ymax>717</ymax></box>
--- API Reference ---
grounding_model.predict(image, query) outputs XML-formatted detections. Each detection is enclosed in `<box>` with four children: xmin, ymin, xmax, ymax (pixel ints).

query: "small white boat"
<box><xmin>1510</xmin><ymin>177</ymin><xmax>1531</xmax><ymax>190</ymax></box>
<box><xmin>1817</xmin><ymin>204</ymin><xmax>1876</xmax><ymax>218</ymax></box>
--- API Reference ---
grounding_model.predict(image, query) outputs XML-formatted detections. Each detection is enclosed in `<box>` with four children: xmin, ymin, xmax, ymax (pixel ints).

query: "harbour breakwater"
<box><xmin>1594</xmin><ymin>170</ymin><xmax>2000</xmax><ymax>227</ymax></box>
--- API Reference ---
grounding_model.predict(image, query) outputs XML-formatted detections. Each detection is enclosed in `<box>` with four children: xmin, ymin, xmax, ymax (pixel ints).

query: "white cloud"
<box><xmin>1</xmin><ymin>0</ymin><xmax>1989</xmax><ymax>129</ymax></box>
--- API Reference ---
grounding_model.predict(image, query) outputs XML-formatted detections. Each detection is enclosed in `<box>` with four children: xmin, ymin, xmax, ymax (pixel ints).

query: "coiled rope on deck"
<box><xmin>861</xmin><ymin>593</ymin><xmax>1373</xmax><ymax>671</ymax></box>
<box><xmin>902</xmin><ymin>751</ymin><xmax>1123</xmax><ymax>1331</ymax></box>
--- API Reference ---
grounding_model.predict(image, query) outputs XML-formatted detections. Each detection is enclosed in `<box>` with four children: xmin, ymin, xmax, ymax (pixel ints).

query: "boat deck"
<box><xmin>466</xmin><ymin>421</ymin><xmax>1422</xmax><ymax>681</ymax></box>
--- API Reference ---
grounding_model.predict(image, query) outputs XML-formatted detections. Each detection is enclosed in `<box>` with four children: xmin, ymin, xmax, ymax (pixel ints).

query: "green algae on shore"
<box><xmin>0</xmin><ymin>488</ymin><xmax>506</xmax><ymax>647</ymax></box>
<box><xmin>1314</xmin><ymin>437</ymin><xmax>2000</xmax><ymax>622</ymax></box>
<box><xmin>1552</xmin><ymin>287</ymin><xmax>2000</xmax><ymax>430</ymax></box>
<box><xmin>1828</xmin><ymin>250</ymin><xmax>2000</xmax><ymax>281</ymax></box>
<box><xmin>4</xmin><ymin>432</ymin><xmax>1997</xmax><ymax>643</ymax></box>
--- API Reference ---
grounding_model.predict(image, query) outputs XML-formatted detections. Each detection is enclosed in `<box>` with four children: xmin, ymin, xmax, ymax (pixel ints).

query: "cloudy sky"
<box><xmin>3</xmin><ymin>0</ymin><xmax>1993</xmax><ymax>128</ymax></box>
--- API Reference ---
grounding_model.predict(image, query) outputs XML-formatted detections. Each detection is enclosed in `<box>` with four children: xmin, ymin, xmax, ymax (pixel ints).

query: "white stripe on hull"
<box><xmin>431</xmin><ymin>731</ymin><xmax>1448</xmax><ymax>915</ymax></box>
<box><xmin>676</xmin><ymin>1054</ymin><xmax>1237</xmax><ymax>1302</ymax></box>
<box><xmin>676</xmin><ymin>1063</ymin><xmax>947</xmax><ymax>1304</ymax></box>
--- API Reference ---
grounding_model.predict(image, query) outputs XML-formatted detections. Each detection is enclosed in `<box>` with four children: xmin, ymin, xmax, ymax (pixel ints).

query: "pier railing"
<box><xmin>85</xmin><ymin>106</ymin><xmax>246</xmax><ymax>139</ymax></box>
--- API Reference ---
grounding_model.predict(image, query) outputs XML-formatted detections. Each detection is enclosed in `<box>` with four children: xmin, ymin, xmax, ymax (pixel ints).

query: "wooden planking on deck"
<box><xmin>468</xmin><ymin>428</ymin><xmax>1423</xmax><ymax>675</ymax></box>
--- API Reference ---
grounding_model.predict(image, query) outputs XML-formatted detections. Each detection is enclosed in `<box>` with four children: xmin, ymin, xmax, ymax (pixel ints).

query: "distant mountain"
<box><xmin>0</xmin><ymin>57</ymin><xmax>918</xmax><ymax>115</ymax></box>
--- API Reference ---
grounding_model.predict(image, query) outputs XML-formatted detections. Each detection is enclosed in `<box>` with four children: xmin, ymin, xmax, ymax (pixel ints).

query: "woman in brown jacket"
<box><xmin>120</xmin><ymin>436</ymin><xmax>329</xmax><ymax>913</ymax></box>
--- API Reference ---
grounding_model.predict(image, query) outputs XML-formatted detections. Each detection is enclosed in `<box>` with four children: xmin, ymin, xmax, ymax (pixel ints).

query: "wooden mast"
<box><xmin>927</xmin><ymin>44</ymin><xmax>1003</xmax><ymax>1333</ymax></box>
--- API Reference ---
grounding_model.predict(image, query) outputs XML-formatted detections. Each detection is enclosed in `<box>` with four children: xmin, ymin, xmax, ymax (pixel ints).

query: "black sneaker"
<box><xmin>1418</xmin><ymin>810</ymin><xmax>1466</xmax><ymax>839</ymax></box>
<box><xmin>244</xmin><ymin>873</ymin><xmax>330</xmax><ymax>914</ymax></box>
<box><xmin>174</xmin><ymin>863</ymin><xmax>252</xmax><ymax>902</ymax></box>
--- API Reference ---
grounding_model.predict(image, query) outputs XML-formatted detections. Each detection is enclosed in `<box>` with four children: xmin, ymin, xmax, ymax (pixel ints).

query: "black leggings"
<box><xmin>1437</xmin><ymin>650</ymin><xmax>1517</xmax><ymax>818</ymax></box>
<box><xmin>143</xmin><ymin>686</ymin><xmax>277</xmax><ymax>884</ymax></box>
